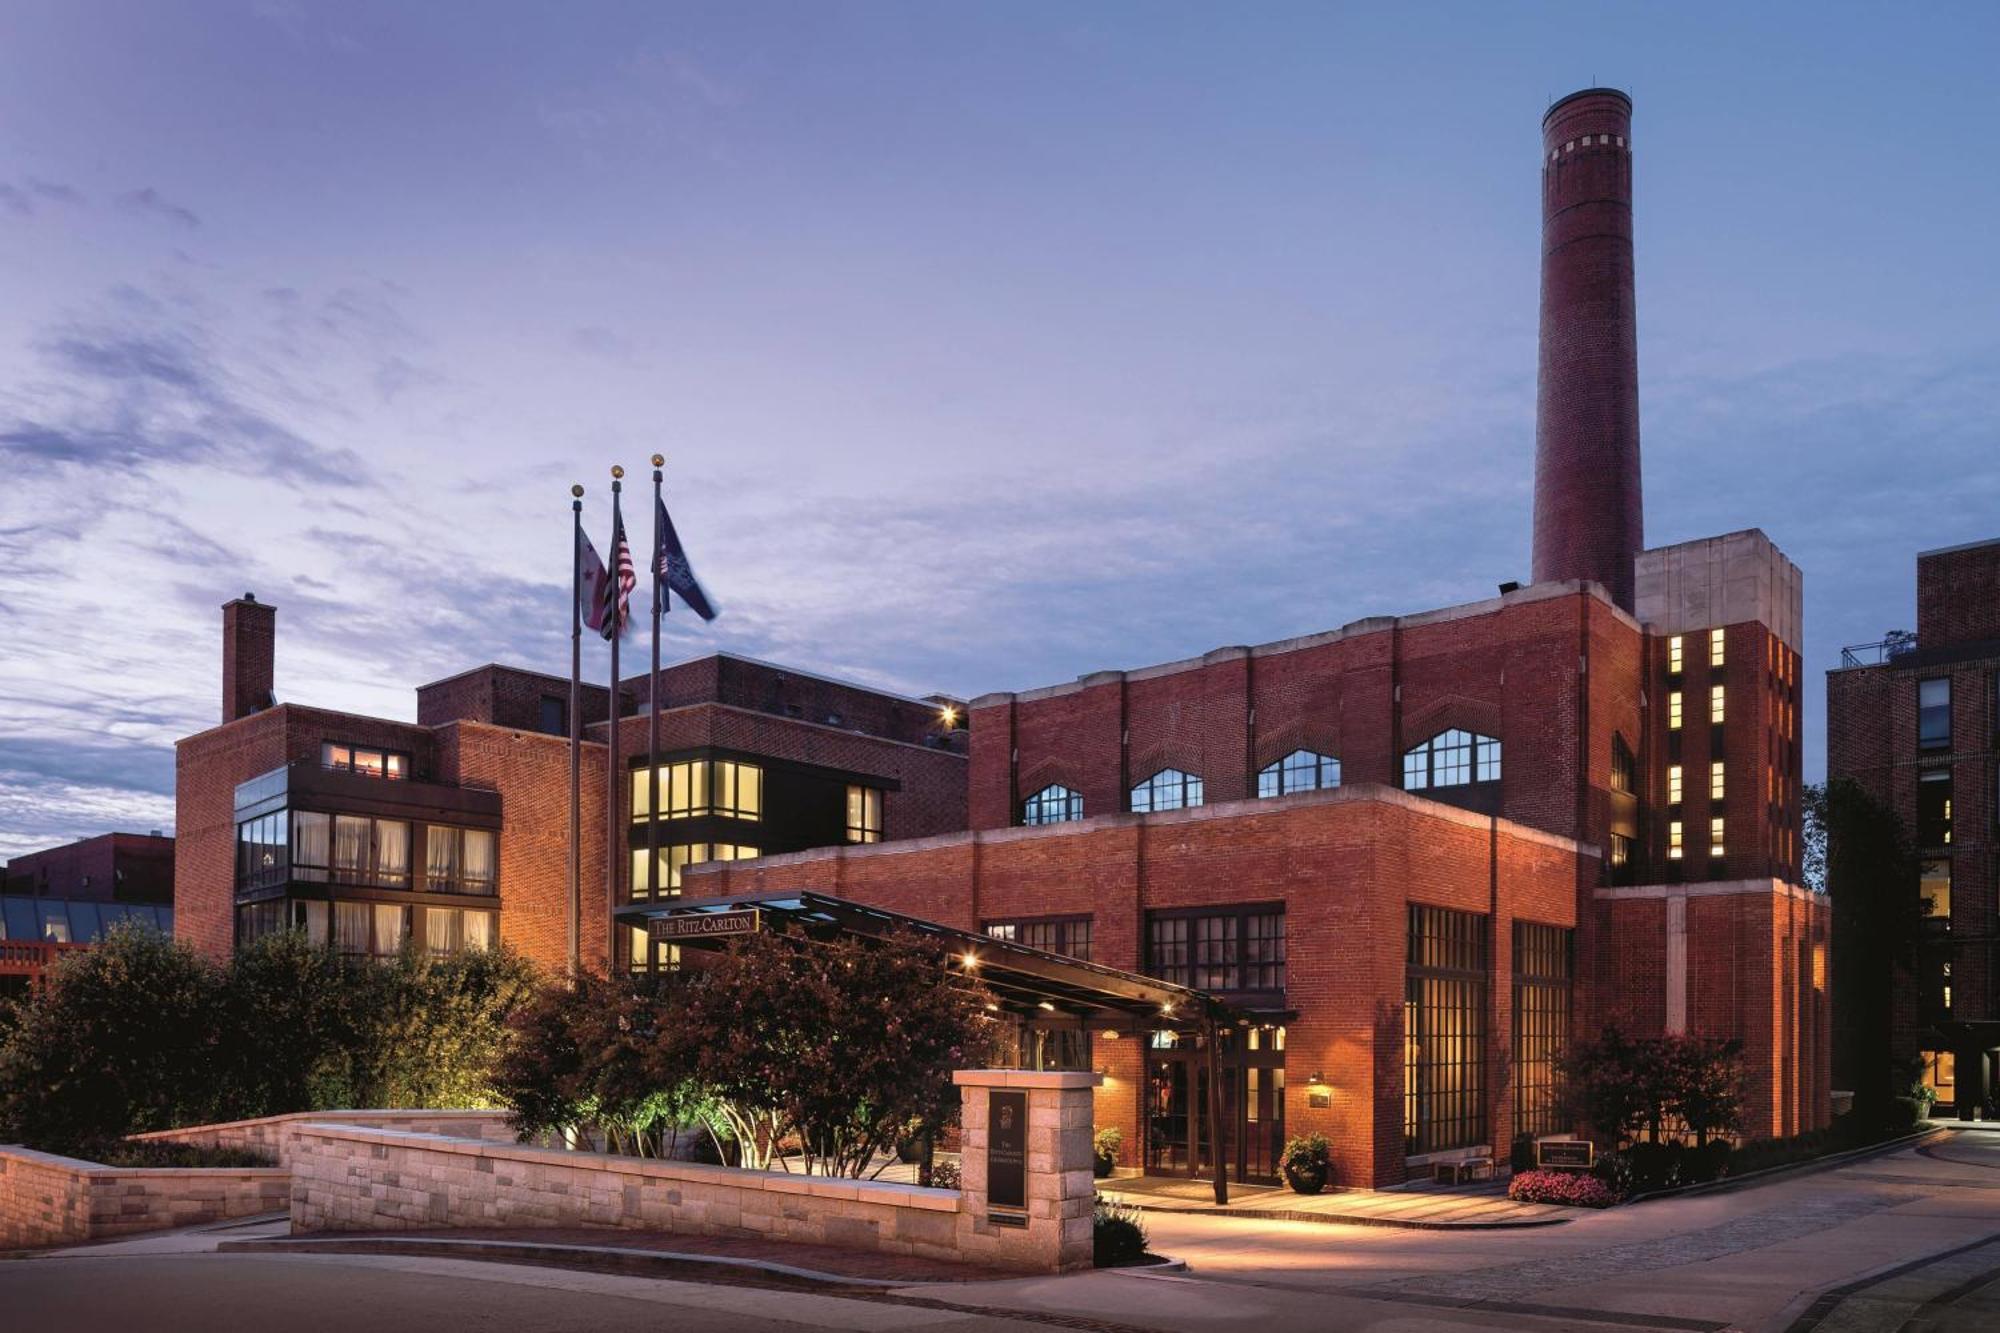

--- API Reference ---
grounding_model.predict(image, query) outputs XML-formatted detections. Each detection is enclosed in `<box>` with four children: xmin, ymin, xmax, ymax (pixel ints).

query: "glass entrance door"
<box><xmin>1146</xmin><ymin>1054</ymin><xmax>1193</xmax><ymax>1174</ymax></box>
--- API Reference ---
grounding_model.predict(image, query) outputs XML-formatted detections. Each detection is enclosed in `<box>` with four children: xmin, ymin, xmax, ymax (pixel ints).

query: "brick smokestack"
<box><xmin>222</xmin><ymin>593</ymin><xmax>275</xmax><ymax>723</ymax></box>
<box><xmin>1532</xmin><ymin>88</ymin><xmax>1643</xmax><ymax>611</ymax></box>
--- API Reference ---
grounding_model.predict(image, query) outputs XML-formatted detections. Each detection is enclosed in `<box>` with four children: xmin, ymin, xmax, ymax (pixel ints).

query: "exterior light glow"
<box><xmin>939</xmin><ymin>704</ymin><xmax>959</xmax><ymax>728</ymax></box>
<box><xmin>1309</xmin><ymin>1070</ymin><xmax>1325</xmax><ymax>1085</ymax></box>
<box><xmin>1099</xmin><ymin>1030</ymin><xmax>1122</xmax><ymax>1041</ymax></box>
<box><xmin>961</xmin><ymin>952</ymin><xmax>979</xmax><ymax>969</ymax></box>
<box><xmin>1037</xmin><ymin>1001</ymin><xmax>1056</xmax><ymax>1012</ymax></box>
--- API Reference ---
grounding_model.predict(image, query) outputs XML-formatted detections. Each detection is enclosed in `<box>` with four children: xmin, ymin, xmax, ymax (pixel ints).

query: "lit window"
<box><xmin>1668</xmin><ymin>635</ymin><xmax>1684</xmax><ymax>674</ymax></box>
<box><xmin>1608</xmin><ymin>832</ymin><xmax>1631</xmax><ymax>871</ymax></box>
<box><xmin>632</xmin><ymin>759</ymin><xmax>763</xmax><ymax>821</ymax></box>
<box><xmin>1403</xmin><ymin>729</ymin><xmax>1500</xmax><ymax>790</ymax></box>
<box><xmin>986</xmin><ymin>916</ymin><xmax>1092</xmax><ymax>961</ymax></box>
<box><xmin>424</xmin><ymin>906</ymin><xmax>496</xmax><ymax>956</ymax></box>
<box><xmin>1258</xmin><ymin>749</ymin><xmax>1341</xmax><ymax>798</ymax></box>
<box><xmin>1667</xmin><ymin>764</ymin><xmax>1683</xmax><ymax>804</ymax></box>
<box><xmin>425</xmin><ymin>826</ymin><xmax>496</xmax><ymax>895</ymax></box>
<box><xmin>1922</xmin><ymin>1050</ymin><xmax>1956</xmax><ymax>1104</ymax></box>
<box><xmin>322</xmin><ymin>742</ymin><xmax>410</xmax><ymax>780</ymax></box>
<box><xmin>1918</xmin><ymin>678</ymin><xmax>1950</xmax><ymax>750</ymax></box>
<box><xmin>845</xmin><ymin>786</ymin><xmax>883</xmax><ymax>843</ymax></box>
<box><xmin>1710</xmin><ymin>685</ymin><xmax>1726</xmax><ymax>724</ymax></box>
<box><xmin>1710</xmin><ymin>817</ymin><xmax>1726</xmax><ymax>859</ymax></box>
<box><xmin>1920</xmin><ymin>859</ymin><xmax>1952</xmax><ymax>921</ymax></box>
<box><xmin>1610</xmin><ymin>736</ymin><xmax>1635</xmax><ymax>794</ymax></box>
<box><xmin>1131</xmin><ymin>768</ymin><xmax>1204</xmax><ymax>813</ymax></box>
<box><xmin>1023</xmin><ymin>784</ymin><xmax>1083</xmax><ymax>825</ymax></box>
<box><xmin>632</xmin><ymin>842</ymin><xmax>760</xmax><ymax>898</ymax></box>
<box><xmin>1669</xmin><ymin>692</ymin><xmax>1683</xmax><ymax>730</ymax></box>
<box><xmin>1710</xmin><ymin>761</ymin><xmax>1725</xmax><ymax>801</ymax></box>
<box><xmin>1709</xmin><ymin>628</ymin><xmax>1725</xmax><ymax>667</ymax></box>
<box><xmin>1668</xmin><ymin>821</ymin><xmax>1684</xmax><ymax>859</ymax></box>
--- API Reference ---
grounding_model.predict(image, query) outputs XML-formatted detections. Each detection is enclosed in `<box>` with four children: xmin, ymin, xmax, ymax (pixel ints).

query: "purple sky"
<box><xmin>2</xmin><ymin>2</ymin><xmax>1997</xmax><ymax>858</ymax></box>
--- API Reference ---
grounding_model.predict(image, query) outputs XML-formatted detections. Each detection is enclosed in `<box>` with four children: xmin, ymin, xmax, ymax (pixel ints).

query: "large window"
<box><xmin>1405</xmin><ymin>905</ymin><xmax>1488</xmax><ymax>1157</ymax></box>
<box><xmin>1402</xmin><ymin>729</ymin><xmax>1501</xmax><ymax>790</ymax></box>
<box><xmin>295</xmin><ymin>814</ymin><xmax>409</xmax><ymax>888</ymax></box>
<box><xmin>1259</xmin><ymin>750</ymin><xmax>1341</xmax><ymax>799</ymax></box>
<box><xmin>1709</xmin><ymin>627</ymin><xmax>1726</xmax><ymax>668</ymax></box>
<box><xmin>423</xmin><ymin>906</ymin><xmax>495</xmax><ymax>956</ymax></box>
<box><xmin>845</xmin><ymin>786</ymin><xmax>883</xmax><ymax>843</ymax></box>
<box><xmin>1709</xmin><ymin>684</ymin><xmax>1726</xmax><ymax>725</ymax></box>
<box><xmin>1023</xmin><ymin>784</ymin><xmax>1083</xmax><ymax>826</ymax></box>
<box><xmin>335</xmin><ymin>901</ymin><xmax>409</xmax><ymax>958</ymax></box>
<box><xmin>237</xmin><ymin>899</ymin><xmax>326</xmax><ymax>948</ymax></box>
<box><xmin>631</xmin><ymin>842</ymin><xmax>758</xmax><ymax>899</ymax></box>
<box><xmin>236</xmin><ymin>812</ymin><xmax>290</xmax><ymax>890</ymax></box>
<box><xmin>1920</xmin><ymin>859</ymin><xmax>1952</xmax><ymax>923</ymax></box>
<box><xmin>1610</xmin><ymin>736</ymin><xmax>1635</xmax><ymax>795</ymax></box>
<box><xmin>986</xmin><ymin>916</ymin><xmax>1093</xmax><ymax>961</ymax></box>
<box><xmin>1919</xmin><ymin>771</ymin><xmax>1953</xmax><ymax>847</ymax></box>
<box><xmin>425</xmin><ymin>826</ymin><xmax>497</xmax><ymax>895</ymax></box>
<box><xmin>1918</xmin><ymin>678</ymin><xmax>1951</xmax><ymax>750</ymax></box>
<box><xmin>1512</xmin><ymin>922</ymin><xmax>1572</xmax><ymax>1141</ymax></box>
<box><xmin>322</xmin><ymin>742</ymin><xmax>409</xmax><ymax>780</ymax></box>
<box><xmin>1131</xmin><ymin>768</ymin><xmax>1204</xmax><ymax>813</ymax></box>
<box><xmin>1146</xmin><ymin>906</ymin><xmax>1284</xmax><ymax>993</ymax></box>
<box><xmin>631</xmin><ymin>759</ymin><xmax>763</xmax><ymax>822</ymax></box>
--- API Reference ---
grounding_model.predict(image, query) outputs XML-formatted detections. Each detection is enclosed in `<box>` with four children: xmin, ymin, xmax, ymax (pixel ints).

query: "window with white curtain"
<box><xmin>333</xmin><ymin>815</ymin><xmax>371</xmax><ymax>881</ymax></box>
<box><xmin>373</xmin><ymin>904</ymin><xmax>407</xmax><ymax>957</ymax></box>
<box><xmin>335</xmin><ymin>901</ymin><xmax>371</xmax><ymax>955</ymax></box>
<box><xmin>375</xmin><ymin>821</ymin><xmax>409</xmax><ymax>887</ymax></box>
<box><xmin>293</xmin><ymin>812</ymin><xmax>331</xmax><ymax>881</ymax></box>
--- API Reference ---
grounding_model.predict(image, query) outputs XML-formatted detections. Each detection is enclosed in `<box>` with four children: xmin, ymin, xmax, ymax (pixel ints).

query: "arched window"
<box><xmin>1130</xmin><ymin>769</ymin><xmax>1203</xmax><ymax>813</ymax></box>
<box><xmin>1258</xmin><ymin>749</ymin><xmax>1341</xmax><ymax>799</ymax></box>
<box><xmin>1402</xmin><ymin>729</ymin><xmax>1501</xmax><ymax>790</ymax></box>
<box><xmin>1023</xmin><ymin>784</ymin><xmax>1083</xmax><ymax>826</ymax></box>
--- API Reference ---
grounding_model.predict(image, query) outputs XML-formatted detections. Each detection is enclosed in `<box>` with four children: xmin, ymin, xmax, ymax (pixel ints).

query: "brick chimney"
<box><xmin>1532</xmin><ymin>88</ymin><xmax>1644</xmax><ymax>611</ymax></box>
<box><xmin>222</xmin><ymin>593</ymin><xmax>276</xmax><ymax>723</ymax></box>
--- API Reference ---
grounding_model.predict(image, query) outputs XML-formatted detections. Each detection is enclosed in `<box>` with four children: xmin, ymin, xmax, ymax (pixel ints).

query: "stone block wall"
<box><xmin>0</xmin><ymin>1145</ymin><xmax>288</xmax><ymax>1249</ymax></box>
<box><xmin>953</xmin><ymin>1070</ymin><xmax>1097</xmax><ymax>1273</ymax></box>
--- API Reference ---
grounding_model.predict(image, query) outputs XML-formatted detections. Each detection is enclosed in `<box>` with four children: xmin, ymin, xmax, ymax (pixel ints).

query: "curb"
<box><xmin>1625</xmin><ymin>1126</ymin><xmax>1947</xmax><ymax>1204</ymax></box>
<box><xmin>1101</xmin><ymin>1198</ymin><xmax>1569</xmax><ymax>1231</ymax></box>
<box><xmin>218</xmin><ymin>1235</ymin><xmax>923</xmax><ymax>1288</ymax></box>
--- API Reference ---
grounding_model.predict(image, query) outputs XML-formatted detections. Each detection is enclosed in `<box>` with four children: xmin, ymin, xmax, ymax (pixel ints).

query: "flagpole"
<box><xmin>648</xmin><ymin>454</ymin><xmax>664</xmax><ymax>937</ymax></box>
<box><xmin>568</xmin><ymin>483</ymin><xmax>584</xmax><ymax>978</ymax></box>
<box><xmin>608</xmin><ymin>466</ymin><xmax>625</xmax><ymax>969</ymax></box>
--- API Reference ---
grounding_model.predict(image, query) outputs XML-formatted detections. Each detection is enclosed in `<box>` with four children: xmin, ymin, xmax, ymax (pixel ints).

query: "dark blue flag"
<box><xmin>655</xmin><ymin>493</ymin><xmax>718</xmax><ymax>621</ymax></box>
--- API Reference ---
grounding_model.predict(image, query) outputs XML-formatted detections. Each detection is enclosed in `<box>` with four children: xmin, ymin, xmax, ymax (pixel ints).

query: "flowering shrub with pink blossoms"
<box><xmin>1508</xmin><ymin>1169</ymin><xmax>1621</xmax><ymax>1208</ymax></box>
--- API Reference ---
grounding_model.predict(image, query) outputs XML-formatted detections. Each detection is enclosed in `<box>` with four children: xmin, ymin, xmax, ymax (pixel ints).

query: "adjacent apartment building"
<box><xmin>1827</xmin><ymin>538</ymin><xmax>2000</xmax><ymax>1117</ymax></box>
<box><xmin>173</xmin><ymin>593</ymin><xmax>969</xmax><ymax>972</ymax></box>
<box><xmin>681</xmin><ymin>90</ymin><xmax>1830</xmax><ymax>1189</ymax></box>
<box><xmin>1</xmin><ymin>831</ymin><xmax>176</xmax><ymax>993</ymax></box>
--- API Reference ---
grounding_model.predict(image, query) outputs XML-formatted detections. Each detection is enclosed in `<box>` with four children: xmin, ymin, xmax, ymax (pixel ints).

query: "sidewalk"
<box><xmin>1099</xmin><ymin>1174</ymin><xmax>1569</xmax><ymax>1229</ymax></box>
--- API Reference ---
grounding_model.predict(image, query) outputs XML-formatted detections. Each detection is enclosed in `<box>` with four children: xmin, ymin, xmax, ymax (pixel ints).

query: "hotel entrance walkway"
<box><xmin>1100</xmin><ymin>1173</ymin><xmax>1569</xmax><ymax>1229</ymax></box>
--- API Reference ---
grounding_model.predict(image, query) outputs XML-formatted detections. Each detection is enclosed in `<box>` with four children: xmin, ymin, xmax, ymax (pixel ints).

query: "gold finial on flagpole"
<box><xmin>570</xmin><ymin>484</ymin><xmax>584</xmax><ymax>498</ymax></box>
<box><xmin>611</xmin><ymin>464</ymin><xmax>625</xmax><ymax>480</ymax></box>
<box><xmin>650</xmin><ymin>453</ymin><xmax>664</xmax><ymax>468</ymax></box>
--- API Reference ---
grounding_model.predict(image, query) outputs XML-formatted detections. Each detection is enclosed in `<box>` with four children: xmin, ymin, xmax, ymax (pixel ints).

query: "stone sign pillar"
<box><xmin>952</xmin><ymin>1070</ymin><xmax>1098</xmax><ymax>1273</ymax></box>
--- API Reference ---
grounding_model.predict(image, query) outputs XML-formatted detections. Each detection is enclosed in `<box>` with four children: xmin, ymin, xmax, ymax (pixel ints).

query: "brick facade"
<box><xmin>3</xmin><ymin>832</ymin><xmax>174</xmax><ymax>903</ymax></box>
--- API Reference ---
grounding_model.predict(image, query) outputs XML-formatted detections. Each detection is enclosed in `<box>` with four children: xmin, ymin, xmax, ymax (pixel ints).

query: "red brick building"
<box><xmin>675</xmin><ymin>88</ymin><xmax>1828</xmax><ymax>1188</ymax></box>
<box><xmin>1</xmin><ymin>832</ymin><xmax>176</xmax><ymax>993</ymax></box>
<box><xmin>1827</xmin><ymin>538</ymin><xmax>2000</xmax><ymax>1116</ymax></box>
<box><xmin>173</xmin><ymin>595</ymin><xmax>968</xmax><ymax>972</ymax></box>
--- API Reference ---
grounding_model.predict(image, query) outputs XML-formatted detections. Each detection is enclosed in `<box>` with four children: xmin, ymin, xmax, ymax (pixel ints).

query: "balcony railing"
<box><xmin>1839</xmin><ymin>633</ymin><xmax>1918</xmax><ymax>668</ymax></box>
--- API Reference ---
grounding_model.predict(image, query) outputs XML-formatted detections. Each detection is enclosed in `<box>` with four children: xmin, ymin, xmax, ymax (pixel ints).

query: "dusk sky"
<box><xmin>2</xmin><ymin>1</ymin><xmax>1996</xmax><ymax>858</ymax></box>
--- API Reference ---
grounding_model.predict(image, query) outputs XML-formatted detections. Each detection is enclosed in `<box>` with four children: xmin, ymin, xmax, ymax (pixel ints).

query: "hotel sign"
<box><xmin>1536</xmin><ymin>1138</ymin><xmax>1595</xmax><ymax>1171</ymax></box>
<box><xmin>649</xmin><ymin>909</ymin><xmax>761</xmax><ymax>942</ymax></box>
<box><xmin>986</xmin><ymin>1089</ymin><xmax>1028</xmax><ymax>1225</ymax></box>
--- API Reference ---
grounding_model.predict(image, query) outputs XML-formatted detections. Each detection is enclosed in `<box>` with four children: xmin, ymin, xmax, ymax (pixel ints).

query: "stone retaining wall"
<box><xmin>0</xmin><ymin>1145</ymin><xmax>288</xmax><ymax>1249</ymax></box>
<box><xmin>129</xmin><ymin>1109</ymin><xmax>518</xmax><ymax>1167</ymax></box>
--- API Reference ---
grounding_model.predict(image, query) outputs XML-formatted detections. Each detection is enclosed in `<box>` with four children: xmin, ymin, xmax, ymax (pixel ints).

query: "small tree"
<box><xmin>1661</xmin><ymin>1034</ymin><xmax>1745</xmax><ymax>1147</ymax></box>
<box><xmin>1559</xmin><ymin>1026</ymin><xmax>1654</xmax><ymax>1148</ymax></box>
<box><xmin>0</xmin><ymin>924</ymin><xmax>224</xmax><ymax>1149</ymax></box>
<box><xmin>356</xmin><ymin>945</ymin><xmax>543</xmax><ymax>1109</ymax></box>
<box><xmin>218</xmin><ymin>930</ymin><xmax>371</xmax><ymax>1117</ymax></box>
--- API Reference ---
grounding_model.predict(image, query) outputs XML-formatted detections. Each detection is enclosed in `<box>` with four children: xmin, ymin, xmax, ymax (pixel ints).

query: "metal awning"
<box><xmin>616</xmin><ymin>890</ymin><xmax>1270</xmax><ymax>1029</ymax></box>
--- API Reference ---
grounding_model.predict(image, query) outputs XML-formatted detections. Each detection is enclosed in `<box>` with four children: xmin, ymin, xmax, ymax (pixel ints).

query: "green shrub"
<box><xmin>930</xmin><ymin>1157</ymin><xmax>962</xmax><ymax>1190</ymax></box>
<box><xmin>1093</xmin><ymin>1195</ymin><xmax>1149</xmax><ymax>1266</ymax></box>
<box><xmin>1883</xmin><ymin>1096</ymin><xmax>1925</xmax><ymax>1134</ymax></box>
<box><xmin>1093</xmin><ymin>1126</ymin><xmax>1123</xmax><ymax>1178</ymax></box>
<box><xmin>71</xmin><ymin>1140</ymin><xmax>275</xmax><ymax>1170</ymax></box>
<box><xmin>1279</xmin><ymin>1133</ymin><xmax>1332</xmax><ymax>1193</ymax></box>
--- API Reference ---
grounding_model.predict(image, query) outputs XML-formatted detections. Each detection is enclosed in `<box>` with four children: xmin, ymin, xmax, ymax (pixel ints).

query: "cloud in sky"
<box><xmin>0</xmin><ymin>3</ymin><xmax>1997</xmax><ymax>860</ymax></box>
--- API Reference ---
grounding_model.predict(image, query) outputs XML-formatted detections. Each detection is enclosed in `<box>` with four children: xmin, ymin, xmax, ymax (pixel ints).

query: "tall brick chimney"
<box><xmin>1532</xmin><ymin>88</ymin><xmax>1643</xmax><ymax>611</ymax></box>
<box><xmin>222</xmin><ymin>593</ymin><xmax>276</xmax><ymax>723</ymax></box>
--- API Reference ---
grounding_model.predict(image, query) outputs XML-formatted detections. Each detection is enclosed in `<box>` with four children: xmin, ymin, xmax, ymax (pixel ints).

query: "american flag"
<box><xmin>597</xmin><ymin>497</ymin><xmax>636</xmax><ymax>641</ymax></box>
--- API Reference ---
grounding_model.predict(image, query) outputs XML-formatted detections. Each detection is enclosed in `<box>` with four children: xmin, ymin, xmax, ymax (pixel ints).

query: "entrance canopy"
<box><xmin>617</xmin><ymin>890</ymin><xmax>1264</xmax><ymax>1030</ymax></box>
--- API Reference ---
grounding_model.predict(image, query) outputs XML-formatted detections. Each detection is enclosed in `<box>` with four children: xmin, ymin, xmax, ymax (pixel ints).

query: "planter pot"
<box><xmin>1283</xmin><ymin>1162</ymin><xmax>1327</xmax><ymax>1195</ymax></box>
<box><xmin>1093</xmin><ymin>1153</ymin><xmax>1116</xmax><ymax>1179</ymax></box>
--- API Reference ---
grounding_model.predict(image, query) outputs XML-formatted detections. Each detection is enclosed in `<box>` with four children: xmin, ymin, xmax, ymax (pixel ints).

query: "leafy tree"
<box><xmin>218</xmin><ymin>930</ymin><xmax>371</xmax><ymax>1116</ymax></box>
<box><xmin>353</xmin><ymin>945</ymin><xmax>542</xmax><ymax>1109</ymax></box>
<box><xmin>0</xmin><ymin>924</ymin><xmax>224</xmax><ymax>1150</ymax></box>
<box><xmin>1559</xmin><ymin>1027</ymin><xmax>1746</xmax><ymax>1149</ymax></box>
<box><xmin>1559</xmin><ymin>1026</ymin><xmax>1654</xmax><ymax>1147</ymax></box>
<box><xmin>1661</xmin><ymin>1034</ymin><xmax>1745</xmax><ymax>1147</ymax></box>
<box><xmin>1816</xmin><ymin>779</ymin><xmax>1924</xmax><ymax>1115</ymax></box>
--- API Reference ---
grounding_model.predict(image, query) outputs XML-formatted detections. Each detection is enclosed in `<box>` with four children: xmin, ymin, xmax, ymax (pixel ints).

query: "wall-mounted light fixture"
<box><xmin>1308</xmin><ymin>1071</ymin><xmax>1325</xmax><ymax>1085</ymax></box>
<box><xmin>1099</xmin><ymin>1030</ymin><xmax>1122</xmax><ymax>1041</ymax></box>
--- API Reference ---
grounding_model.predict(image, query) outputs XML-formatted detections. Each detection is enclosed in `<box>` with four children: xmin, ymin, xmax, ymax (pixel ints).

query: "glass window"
<box><xmin>332</xmin><ymin>815</ymin><xmax>372</xmax><ymax>882</ymax></box>
<box><xmin>1918</xmin><ymin>678</ymin><xmax>1951</xmax><ymax>750</ymax></box>
<box><xmin>1023</xmin><ymin>784</ymin><xmax>1083</xmax><ymax>825</ymax></box>
<box><xmin>1131</xmin><ymin>768</ymin><xmax>1204</xmax><ymax>813</ymax></box>
<box><xmin>1668</xmin><ymin>764</ymin><xmax>1683</xmax><ymax>804</ymax></box>
<box><xmin>1920</xmin><ymin>859</ymin><xmax>1952</xmax><ymax>921</ymax></box>
<box><xmin>1608</xmin><ymin>832</ymin><xmax>1631</xmax><ymax>872</ymax></box>
<box><xmin>1710</xmin><ymin>817</ymin><xmax>1726</xmax><ymax>859</ymax></box>
<box><xmin>538</xmin><ymin>695</ymin><xmax>566</xmax><ymax>737</ymax></box>
<box><xmin>1403</xmin><ymin>729</ymin><xmax>1500</xmax><ymax>791</ymax></box>
<box><xmin>373</xmin><ymin>904</ymin><xmax>407</xmax><ymax>957</ymax></box>
<box><xmin>1406</xmin><ymin>905</ymin><xmax>1489</xmax><ymax>1156</ymax></box>
<box><xmin>845</xmin><ymin>786</ymin><xmax>883</xmax><ymax>843</ymax></box>
<box><xmin>1610</xmin><ymin>736</ymin><xmax>1634</xmax><ymax>794</ymax></box>
<box><xmin>1919</xmin><ymin>771</ymin><xmax>1953</xmax><ymax>847</ymax></box>
<box><xmin>3</xmin><ymin>896</ymin><xmax>38</xmax><ymax>940</ymax></box>
<box><xmin>1710</xmin><ymin>685</ymin><xmax>1726</xmax><ymax>724</ymax></box>
<box><xmin>1146</xmin><ymin>908</ymin><xmax>1282</xmax><ymax>991</ymax></box>
<box><xmin>1710</xmin><ymin>761</ymin><xmax>1726</xmax><ymax>802</ymax></box>
<box><xmin>634</xmin><ymin>842</ymin><xmax>759</xmax><ymax>898</ymax></box>
<box><xmin>986</xmin><ymin>916</ymin><xmax>1092</xmax><ymax>961</ymax></box>
<box><xmin>1669</xmin><ymin>691</ymin><xmax>1683</xmax><ymax>730</ymax></box>
<box><xmin>1512</xmin><ymin>922</ymin><xmax>1572</xmax><ymax>1140</ymax></box>
<box><xmin>1668</xmin><ymin>635</ymin><xmax>1684</xmax><ymax>675</ymax></box>
<box><xmin>375</xmin><ymin>821</ymin><xmax>409</xmax><ymax>888</ymax></box>
<box><xmin>1922</xmin><ymin>1050</ymin><xmax>1957</xmax><ymax>1104</ymax></box>
<box><xmin>1259</xmin><ymin>749</ymin><xmax>1341</xmax><ymax>798</ymax></box>
<box><xmin>1668</xmin><ymin>820</ymin><xmax>1684</xmax><ymax>860</ymax></box>
<box><xmin>634</xmin><ymin>759</ymin><xmax>763</xmax><ymax>821</ymax></box>
<box><xmin>426</xmin><ymin>826</ymin><xmax>496</xmax><ymax>894</ymax></box>
<box><xmin>335</xmin><ymin>901</ymin><xmax>371</xmax><ymax>955</ymax></box>
<box><xmin>322</xmin><ymin>742</ymin><xmax>410</xmax><ymax>780</ymax></box>
<box><xmin>293</xmin><ymin>811</ymin><xmax>331</xmax><ymax>882</ymax></box>
<box><xmin>1709</xmin><ymin>627</ymin><xmax>1726</xmax><ymax>667</ymax></box>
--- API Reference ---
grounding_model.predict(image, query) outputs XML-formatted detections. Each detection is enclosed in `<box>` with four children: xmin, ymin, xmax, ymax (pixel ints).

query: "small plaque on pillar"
<box><xmin>987</xmin><ymin>1089</ymin><xmax>1028</xmax><ymax>1225</ymax></box>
